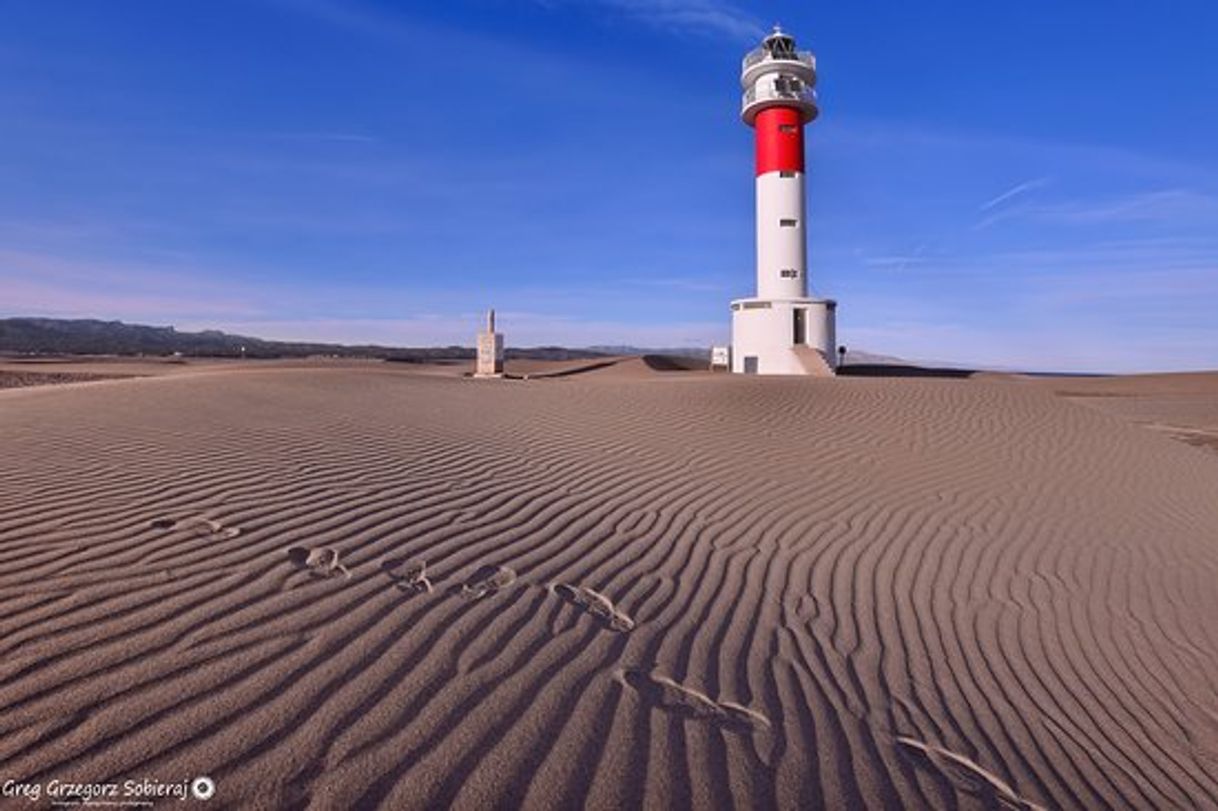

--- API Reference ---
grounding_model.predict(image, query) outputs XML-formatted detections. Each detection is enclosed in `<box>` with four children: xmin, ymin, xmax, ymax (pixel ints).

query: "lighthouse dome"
<box><xmin>762</xmin><ymin>26</ymin><xmax>797</xmax><ymax>59</ymax></box>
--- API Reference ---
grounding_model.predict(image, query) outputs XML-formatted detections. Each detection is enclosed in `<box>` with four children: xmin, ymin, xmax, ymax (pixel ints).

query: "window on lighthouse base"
<box><xmin>780</xmin><ymin>269</ymin><xmax>799</xmax><ymax>279</ymax></box>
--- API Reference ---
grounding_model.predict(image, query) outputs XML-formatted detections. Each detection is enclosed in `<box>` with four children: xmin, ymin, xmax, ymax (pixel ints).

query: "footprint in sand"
<box><xmin>461</xmin><ymin>565</ymin><xmax>516</xmax><ymax>600</ymax></box>
<box><xmin>552</xmin><ymin>584</ymin><xmax>634</xmax><ymax>632</ymax></box>
<box><xmin>149</xmin><ymin>516</ymin><xmax>241</xmax><ymax>539</ymax></box>
<box><xmin>287</xmin><ymin>546</ymin><xmax>352</xmax><ymax>579</ymax></box>
<box><xmin>895</xmin><ymin>737</ymin><xmax>1045</xmax><ymax>811</ymax></box>
<box><xmin>615</xmin><ymin>669</ymin><xmax>770</xmax><ymax>732</ymax></box>
<box><xmin>381</xmin><ymin>557</ymin><xmax>434</xmax><ymax>593</ymax></box>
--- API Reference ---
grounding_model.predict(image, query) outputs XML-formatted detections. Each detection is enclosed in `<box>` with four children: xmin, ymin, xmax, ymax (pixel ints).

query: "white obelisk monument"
<box><xmin>475</xmin><ymin>309</ymin><xmax>504</xmax><ymax>377</ymax></box>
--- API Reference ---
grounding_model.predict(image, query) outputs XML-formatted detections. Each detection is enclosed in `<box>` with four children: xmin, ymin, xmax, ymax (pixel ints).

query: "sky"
<box><xmin>2</xmin><ymin>0</ymin><xmax>1217</xmax><ymax>372</ymax></box>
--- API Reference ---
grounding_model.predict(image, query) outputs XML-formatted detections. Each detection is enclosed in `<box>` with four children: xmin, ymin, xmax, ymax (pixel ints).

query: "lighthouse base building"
<box><xmin>731</xmin><ymin>297</ymin><xmax>836</xmax><ymax>375</ymax></box>
<box><xmin>730</xmin><ymin>27</ymin><xmax>837</xmax><ymax>376</ymax></box>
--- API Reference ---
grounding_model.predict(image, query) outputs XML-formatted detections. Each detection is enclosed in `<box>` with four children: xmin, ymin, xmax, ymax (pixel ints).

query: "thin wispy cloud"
<box><xmin>824</xmin><ymin>119</ymin><xmax>1218</xmax><ymax>188</ymax></box>
<box><xmin>979</xmin><ymin>177</ymin><xmax>1052</xmax><ymax>212</ymax></box>
<box><xmin>863</xmin><ymin>251</ymin><xmax>928</xmax><ymax>273</ymax></box>
<box><xmin>262</xmin><ymin>132</ymin><xmax>379</xmax><ymax>144</ymax></box>
<box><xmin>972</xmin><ymin>177</ymin><xmax>1053</xmax><ymax>230</ymax></box>
<box><xmin>860</xmin><ymin>236</ymin><xmax>1218</xmax><ymax>282</ymax></box>
<box><xmin>264</xmin><ymin>0</ymin><xmax>594</xmax><ymax>87</ymax></box>
<box><xmin>977</xmin><ymin>189</ymin><xmax>1218</xmax><ymax>230</ymax></box>
<box><xmin>1040</xmin><ymin>189</ymin><xmax>1218</xmax><ymax>225</ymax></box>
<box><xmin>0</xmin><ymin>249</ymin><xmax>265</xmax><ymax>320</ymax></box>
<box><xmin>841</xmin><ymin>228</ymin><xmax>1218</xmax><ymax>372</ymax></box>
<box><xmin>0</xmin><ymin>218</ymin><xmax>128</xmax><ymax>242</ymax></box>
<box><xmin>992</xmin><ymin>235</ymin><xmax>1218</xmax><ymax>268</ymax></box>
<box><xmin>263</xmin><ymin>0</ymin><xmax>412</xmax><ymax>40</ymax></box>
<box><xmin>622</xmin><ymin>275</ymin><xmax>731</xmax><ymax>293</ymax></box>
<box><xmin>856</xmin><ymin>240</ymin><xmax>933</xmax><ymax>275</ymax></box>
<box><xmin>542</xmin><ymin>0</ymin><xmax>765</xmax><ymax>40</ymax></box>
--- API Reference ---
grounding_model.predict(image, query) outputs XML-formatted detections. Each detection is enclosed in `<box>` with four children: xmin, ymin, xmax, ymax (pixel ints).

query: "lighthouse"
<box><xmin>731</xmin><ymin>26</ymin><xmax>836</xmax><ymax>376</ymax></box>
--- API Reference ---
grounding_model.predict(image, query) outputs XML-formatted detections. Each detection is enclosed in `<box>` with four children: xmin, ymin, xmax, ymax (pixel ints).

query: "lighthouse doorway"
<box><xmin>793</xmin><ymin>308</ymin><xmax>807</xmax><ymax>345</ymax></box>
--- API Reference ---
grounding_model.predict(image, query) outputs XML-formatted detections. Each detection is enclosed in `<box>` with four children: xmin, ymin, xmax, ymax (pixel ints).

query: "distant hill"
<box><xmin>0</xmin><ymin>318</ymin><xmax>605</xmax><ymax>361</ymax></box>
<box><xmin>0</xmin><ymin>318</ymin><xmax>934</xmax><ymax>370</ymax></box>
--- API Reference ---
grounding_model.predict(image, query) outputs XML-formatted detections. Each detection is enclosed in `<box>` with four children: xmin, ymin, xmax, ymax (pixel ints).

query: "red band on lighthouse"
<box><xmin>754</xmin><ymin>106</ymin><xmax>804</xmax><ymax>176</ymax></box>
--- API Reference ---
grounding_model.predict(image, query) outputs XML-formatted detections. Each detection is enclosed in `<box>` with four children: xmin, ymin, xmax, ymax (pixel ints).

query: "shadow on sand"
<box><xmin>838</xmin><ymin>364</ymin><xmax>976</xmax><ymax>379</ymax></box>
<box><xmin>640</xmin><ymin>355</ymin><xmax>705</xmax><ymax>372</ymax></box>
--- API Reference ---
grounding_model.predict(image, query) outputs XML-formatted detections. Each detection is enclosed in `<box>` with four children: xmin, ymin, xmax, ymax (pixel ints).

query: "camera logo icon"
<box><xmin>190</xmin><ymin>777</ymin><xmax>216</xmax><ymax>800</ymax></box>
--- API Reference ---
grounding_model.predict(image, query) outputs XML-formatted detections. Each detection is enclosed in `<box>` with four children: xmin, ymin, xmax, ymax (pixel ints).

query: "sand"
<box><xmin>1</xmin><ymin>361</ymin><xmax>1217</xmax><ymax>809</ymax></box>
<box><xmin>1030</xmin><ymin>371</ymin><xmax>1218</xmax><ymax>454</ymax></box>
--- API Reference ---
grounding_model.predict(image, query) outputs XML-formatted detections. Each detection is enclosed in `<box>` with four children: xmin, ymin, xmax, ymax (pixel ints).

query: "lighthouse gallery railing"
<box><xmin>741</xmin><ymin>47</ymin><xmax>816</xmax><ymax>73</ymax></box>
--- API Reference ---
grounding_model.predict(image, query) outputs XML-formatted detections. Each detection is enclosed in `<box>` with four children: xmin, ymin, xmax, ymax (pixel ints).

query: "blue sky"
<box><xmin>2</xmin><ymin>0</ymin><xmax>1216</xmax><ymax>371</ymax></box>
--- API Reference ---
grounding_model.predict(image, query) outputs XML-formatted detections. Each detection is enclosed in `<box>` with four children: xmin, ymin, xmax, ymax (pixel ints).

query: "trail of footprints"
<box><xmin>381</xmin><ymin>558</ymin><xmax>434</xmax><ymax>593</ymax></box>
<box><xmin>142</xmin><ymin>513</ymin><xmax>1039</xmax><ymax>800</ymax></box>
<box><xmin>147</xmin><ymin>513</ymin><xmax>773</xmax><ymax>738</ymax></box>
<box><xmin>145</xmin><ymin>518</ymin><xmax>1033</xmax><ymax>785</ymax></box>
<box><xmin>615</xmin><ymin>669</ymin><xmax>771</xmax><ymax>732</ymax></box>
<box><xmin>148</xmin><ymin>514</ymin><xmax>242</xmax><ymax>539</ymax></box>
<box><xmin>461</xmin><ymin>564</ymin><xmax>517</xmax><ymax>600</ymax></box>
<box><xmin>277</xmin><ymin>541</ymin><xmax>774</xmax><ymax>733</ymax></box>
<box><xmin>288</xmin><ymin>546</ymin><xmax>352</xmax><ymax>579</ymax></box>
<box><xmin>896</xmin><ymin>737</ymin><xmax>1047</xmax><ymax>811</ymax></box>
<box><xmin>551</xmin><ymin>583</ymin><xmax>635</xmax><ymax>632</ymax></box>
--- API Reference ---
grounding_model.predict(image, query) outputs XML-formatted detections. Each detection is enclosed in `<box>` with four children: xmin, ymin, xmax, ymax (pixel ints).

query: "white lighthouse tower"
<box><xmin>731</xmin><ymin>26</ymin><xmax>836</xmax><ymax>376</ymax></box>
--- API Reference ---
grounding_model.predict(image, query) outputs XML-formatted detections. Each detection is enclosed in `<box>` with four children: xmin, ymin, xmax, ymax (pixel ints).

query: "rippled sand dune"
<box><xmin>2</xmin><ymin>363</ymin><xmax>1217</xmax><ymax>809</ymax></box>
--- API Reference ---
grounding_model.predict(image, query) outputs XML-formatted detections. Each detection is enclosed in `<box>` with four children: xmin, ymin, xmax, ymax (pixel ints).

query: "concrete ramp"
<box><xmin>792</xmin><ymin>346</ymin><xmax>836</xmax><ymax>377</ymax></box>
